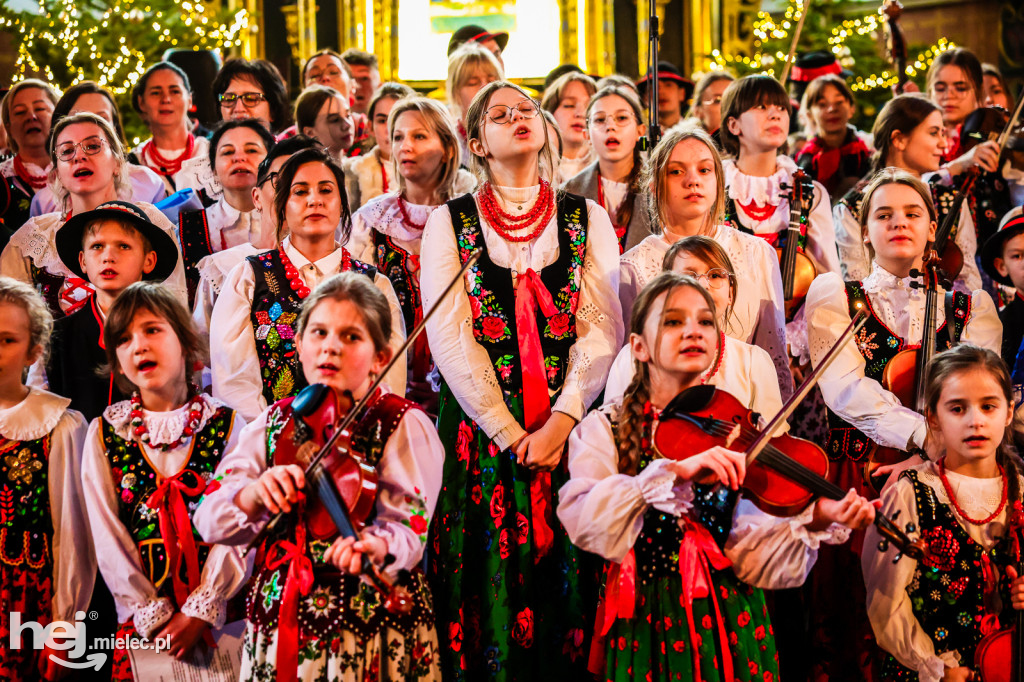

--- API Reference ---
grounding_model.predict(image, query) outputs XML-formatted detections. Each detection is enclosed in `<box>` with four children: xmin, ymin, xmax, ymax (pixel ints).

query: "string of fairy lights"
<box><xmin>705</xmin><ymin>0</ymin><xmax>955</xmax><ymax>91</ymax></box>
<box><xmin>4</xmin><ymin>0</ymin><xmax>249</xmax><ymax>94</ymax></box>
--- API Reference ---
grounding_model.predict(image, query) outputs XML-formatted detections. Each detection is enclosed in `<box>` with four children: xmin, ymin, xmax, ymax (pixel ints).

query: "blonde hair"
<box><xmin>296</xmin><ymin>272</ymin><xmax>392</xmax><ymax>354</ymax></box>
<box><xmin>48</xmin><ymin>112</ymin><xmax>130</xmax><ymax>212</ymax></box>
<box><xmin>858</xmin><ymin>167</ymin><xmax>937</xmax><ymax>254</ymax></box>
<box><xmin>1</xmin><ymin>79</ymin><xmax>60</xmax><ymax>154</ymax></box>
<box><xmin>663</xmin><ymin>234</ymin><xmax>737</xmax><ymax>333</ymax></box>
<box><xmin>446</xmin><ymin>43</ymin><xmax>504</xmax><ymax>121</ymax></box>
<box><xmin>0</xmin><ymin>276</ymin><xmax>54</xmax><ymax>367</ymax></box>
<box><xmin>388</xmin><ymin>97</ymin><xmax>462</xmax><ymax>202</ymax></box>
<box><xmin>464</xmin><ymin>80</ymin><xmax>557</xmax><ymax>186</ymax></box>
<box><xmin>687</xmin><ymin>71</ymin><xmax>735</xmax><ymax>119</ymax></box>
<box><xmin>540</xmin><ymin>72</ymin><xmax>598</xmax><ymax>114</ymax></box>
<box><xmin>642</xmin><ymin>125</ymin><xmax>725</xmax><ymax>235</ymax></box>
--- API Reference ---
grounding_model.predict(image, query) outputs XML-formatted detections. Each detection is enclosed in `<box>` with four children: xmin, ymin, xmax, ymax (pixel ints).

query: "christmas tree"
<box><xmin>2</xmin><ymin>0</ymin><xmax>250</xmax><ymax>142</ymax></box>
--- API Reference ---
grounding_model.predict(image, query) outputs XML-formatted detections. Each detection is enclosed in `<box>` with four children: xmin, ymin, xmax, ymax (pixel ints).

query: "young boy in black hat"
<box><xmin>37</xmin><ymin>200</ymin><xmax>181</xmax><ymax>420</ymax></box>
<box><xmin>447</xmin><ymin>24</ymin><xmax>509</xmax><ymax>69</ymax></box>
<box><xmin>635</xmin><ymin>60</ymin><xmax>695</xmax><ymax>130</ymax></box>
<box><xmin>982</xmin><ymin>207</ymin><xmax>1024</xmax><ymax>366</ymax></box>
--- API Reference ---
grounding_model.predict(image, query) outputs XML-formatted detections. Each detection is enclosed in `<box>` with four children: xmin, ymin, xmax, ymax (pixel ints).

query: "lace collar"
<box><xmin>103</xmin><ymin>393</ymin><xmax>227</xmax><ymax>446</ymax></box>
<box><xmin>0</xmin><ymin>156</ymin><xmax>50</xmax><ymax>179</ymax></box>
<box><xmin>914</xmin><ymin>461</ymin><xmax>1014</xmax><ymax>517</ymax></box>
<box><xmin>357</xmin><ymin>192</ymin><xmax>434</xmax><ymax>245</ymax></box>
<box><xmin>861</xmin><ymin>262</ymin><xmax>927</xmax><ymax>298</ymax></box>
<box><xmin>723</xmin><ymin>155</ymin><xmax>799</xmax><ymax>207</ymax></box>
<box><xmin>0</xmin><ymin>387</ymin><xmax>71</xmax><ymax>441</ymax></box>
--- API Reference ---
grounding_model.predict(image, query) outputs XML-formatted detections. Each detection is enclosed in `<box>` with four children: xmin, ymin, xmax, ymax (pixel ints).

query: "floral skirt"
<box><xmin>0</xmin><ymin>564</ymin><xmax>53</xmax><ymax>682</ymax></box>
<box><xmin>240</xmin><ymin>618</ymin><xmax>441</xmax><ymax>681</ymax></box>
<box><xmin>427</xmin><ymin>384</ymin><xmax>598</xmax><ymax>681</ymax></box>
<box><xmin>605</xmin><ymin>570</ymin><xmax>779</xmax><ymax>682</ymax></box>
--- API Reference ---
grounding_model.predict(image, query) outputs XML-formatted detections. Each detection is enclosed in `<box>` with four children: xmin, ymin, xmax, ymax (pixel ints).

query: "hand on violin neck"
<box><xmin>324</xmin><ymin>533</ymin><xmax>388</xmax><ymax>574</ymax></box>
<box><xmin>513</xmin><ymin>411</ymin><xmax>576</xmax><ymax>471</ymax></box>
<box><xmin>808</xmin><ymin>488</ymin><xmax>879</xmax><ymax>532</ymax></box>
<box><xmin>1007</xmin><ymin>566</ymin><xmax>1024</xmax><ymax>610</ymax></box>
<box><xmin>238</xmin><ymin>464</ymin><xmax>307</xmax><ymax>517</ymax></box>
<box><xmin>949</xmin><ymin>140</ymin><xmax>1000</xmax><ymax>176</ymax></box>
<box><xmin>666</xmin><ymin>446</ymin><xmax>746</xmax><ymax>490</ymax></box>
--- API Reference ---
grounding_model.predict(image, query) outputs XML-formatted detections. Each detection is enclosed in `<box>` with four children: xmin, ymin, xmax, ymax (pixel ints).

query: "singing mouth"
<box><xmin>513</xmin><ymin>124</ymin><xmax>531</xmax><ymax>137</ymax></box>
<box><xmin>137</xmin><ymin>359</ymin><xmax>157</xmax><ymax>372</ymax></box>
<box><xmin>73</xmin><ymin>168</ymin><xmax>93</xmax><ymax>178</ymax></box>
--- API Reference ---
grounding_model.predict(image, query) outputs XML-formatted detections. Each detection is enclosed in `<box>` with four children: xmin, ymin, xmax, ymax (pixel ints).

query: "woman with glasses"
<box><xmin>421</xmin><ymin>80</ymin><xmax>622</xmax><ymax>680</ymax></box>
<box><xmin>563</xmin><ymin>85</ymin><xmax>651</xmax><ymax>254</ymax></box>
<box><xmin>686</xmin><ymin>71</ymin><xmax>734</xmax><ymax>144</ymax></box>
<box><xmin>208</xmin><ymin>146</ymin><xmax>405</xmax><ymax>422</ymax></box>
<box><xmin>128</xmin><ymin>61</ymin><xmax>209</xmax><ymax>193</ymax></box>
<box><xmin>540</xmin><ymin>72</ymin><xmax>597</xmax><ymax>185</ymax></box>
<box><xmin>27</xmin><ymin>82</ymin><xmax>168</xmax><ymax>217</ymax></box>
<box><xmin>0</xmin><ymin>112</ymin><xmax>187</xmax><ymax>318</ymax></box>
<box><xmin>619</xmin><ymin>126</ymin><xmax>791</xmax><ymax>397</ymax></box>
<box><xmin>176</xmin><ymin>120</ymin><xmax>275</xmax><ymax>306</ymax></box>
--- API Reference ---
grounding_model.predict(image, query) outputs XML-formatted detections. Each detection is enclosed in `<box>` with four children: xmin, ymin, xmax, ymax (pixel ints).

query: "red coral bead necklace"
<box><xmin>478</xmin><ymin>179</ymin><xmax>554</xmax><ymax>242</ymax></box>
<box><xmin>937</xmin><ymin>457</ymin><xmax>1009</xmax><ymax>525</ymax></box>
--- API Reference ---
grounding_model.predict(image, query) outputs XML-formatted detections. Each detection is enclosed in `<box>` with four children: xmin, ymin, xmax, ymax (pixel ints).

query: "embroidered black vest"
<box><xmin>446</xmin><ymin>192</ymin><xmax>587</xmax><ymax>398</ymax></box>
<box><xmin>880</xmin><ymin>470</ymin><xmax>1013</xmax><ymax>680</ymax></box>
<box><xmin>246</xmin><ymin>249</ymin><xmax>377</xmax><ymax>407</ymax></box>
<box><xmin>825</xmin><ymin>281</ymin><xmax>971</xmax><ymax>461</ymax></box>
<box><xmin>100</xmin><ymin>406</ymin><xmax>235</xmax><ymax>605</ymax></box>
<box><xmin>373</xmin><ymin>231</ymin><xmax>420</xmax><ymax>338</ymax></box>
<box><xmin>0</xmin><ymin>178</ymin><xmax>32</xmax><ymax>251</ymax></box>
<box><xmin>178</xmin><ymin>208</ymin><xmax>213</xmax><ymax>308</ymax></box>
<box><xmin>0</xmin><ymin>436</ymin><xmax>53</xmax><ymax>570</ymax></box>
<box><xmin>246</xmin><ymin>392</ymin><xmax>433</xmax><ymax>641</ymax></box>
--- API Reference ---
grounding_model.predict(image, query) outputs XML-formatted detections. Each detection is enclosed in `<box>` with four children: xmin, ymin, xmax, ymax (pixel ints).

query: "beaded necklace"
<box><xmin>129</xmin><ymin>391</ymin><xmax>205</xmax><ymax>450</ymax></box>
<box><xmin>701</xmin><ymin>332</ymin><xmax>726</xmax><ymax>385</ymax></box>
<box><xmin>477</xmin><ymin>180</ymin><xmax>554</xmax><ymax>242</ymax></box>
<box><xmin>397</xmin><ymin>194</ymin><xmax>425</xmax><ymax>230</ymax></box>
<box><xmin>938</xmin><ymin>457</ymin><xmax>1009</xmax><ymax>526</ymax></box>
<box><xmin>12</xmin><ymin>155</ymin><xmax>47</xmax><ymax>190</ymax></box>
<box><xmin>143</xmin><ymin>133</ymin><xmax>195</xmax><ymax>177</ymax></box>
<box><xmin>596</xmin><ymin>174</ymin><xmax>628</xmax><ymax>245</ymax></box>
<box><xmin>279</xmin><ymin>246</ymin><xmax>351</xmax><ymax>299</ymax></box>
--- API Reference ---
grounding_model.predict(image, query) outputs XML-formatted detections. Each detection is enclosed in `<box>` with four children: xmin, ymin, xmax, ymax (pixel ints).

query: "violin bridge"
<box><xmin>295</xmin><ymin>441</ymin><xmax>318</xmax><ymax>467</ymax></box>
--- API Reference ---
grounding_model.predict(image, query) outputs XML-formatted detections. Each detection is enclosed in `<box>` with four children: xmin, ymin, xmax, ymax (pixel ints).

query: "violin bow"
<box><xmin>778</xmin><ymin>0</ymin><xmax>808</xmax><ymax>84</ymax></box>
<box><xmin>744</xmin><ymin>308</ymin><xmax>868</xmax><ymax>465</ymax></box>
<box><xmin>244</xmin><ymin>248</ymin><xmax>483</xmax><ymax>553</ymax></box>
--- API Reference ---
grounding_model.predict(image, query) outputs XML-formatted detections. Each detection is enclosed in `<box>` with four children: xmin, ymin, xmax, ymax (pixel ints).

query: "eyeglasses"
<box><xmin>258</xmin><ymin>170</ymin><xmax>280</xmax><ymax>189</ymax></box>
<box><xmin>679</xmin><ymin>268</ymin><xmax>732</xmax><ymax>290</ymax></box>
<box><xmin>55</xmin><ymin>136</ymin><xmax>106</xmax><ymax>162</ymax></box>
<box><xmin>219</xmin><ymin>92</ymin><xmax>268</xmax><ymax>108</ymax></box>
<box><xmin>701</xmin><ymin>95</ymin><xmax>723</xmax><ymax>106</ymax></box>
<box><xmin>307</xmin><ymin>68</ymin><xmax>343</xmax><ymax>82</ymax></box>
<box><xmin>588</xmin><ymin>113</ymin><xmax>635</xmax><ymax>130</ymax></box>
<box><xmin>486</xmin><ymin>100</ymin><xmax>539</xmax><ymax>124</ymax></box>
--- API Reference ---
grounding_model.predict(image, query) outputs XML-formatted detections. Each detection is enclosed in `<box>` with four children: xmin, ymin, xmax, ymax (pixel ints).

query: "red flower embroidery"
<box><xmin>754</xmin><ymin>625</ymin><xmax>766</xmax><ymax>641</ymax></box>
<box><xmin>515</xmin><ymin>512</ymin><xmax>529</xmax><ymax>544</ymax></box>
<box><xmin>663</xmin><ymin>616</ymin><xmax>672</xmax><ymax>631</ymax></box>
<box><xmin>562</xmin><ymin>627</ymin><xmax>584</xmax><ymax>661</ymax></box>
<box><xmin>499</xmin><ymin>528</ymin><xmax>511</xmax><ymax>559</ymax></box>
<box><xmin>618</xmin><ymin>636</ymin><xmax>627</xmax><ymax>651</ymax></box>
<box><xmin>481</xmin><ymin>316</ymin><xmax>506</xmax><ymax>339</ymax></box>
<box><xmin>921</xmin><ymin>527</ymin><xmax>959</xmax><ymax>571</ymax></box>
<box><xmin>448</xmin><ymin>622</ymin><xmax>463</xmax><ymax>652</ymax></box>
<box><xmin>511</xmin><ymin>608</ymin><xmax>534</xmax><ymax>648</ymax></box>
<box><xmin>456</xmin><ymin>422</ymin><xmax>473</xmax><ymax>467</ymax></box>
<box><xmin>672</xmin><ymin>640</ymin><xmax>686</xmax><ymax>653</ymax></box>
<box><xmin>701</xmin><ymin>614</ymin><xmax>713</xmax><ymax>630</ymax></box>
<box><xmin>469</xmin><ymin>295</ymin><xmax>482</xmax><ymax>319</ymax></box>
<box><xmin>490</xmin><ymin>483</ymin><xmax>506</xmax><ymax>527</ymax></box>
<box><xmin>409</xmin><ymin>514</ymin><xmax>427</xmax><ymax>534</ymax></box>
<box><xmin>737</xmin><ymin>611</ymin><xmax>751</xmax><ymax>627</ymax></box>
<box><xmin>548</xmin><ymin>312</ymin><xmax>570</xmax><ymax>338</ymax></box>
<box><xmin>749</xmin><ymin>661</ymin><xmax>760</xmax><ymax>675</ymax></box>
<box><xmin>764</xmin><ymin>672</ymin><xmax>774</xmax><ymax>682</ymax></box>
<box><xmin>471</xmin><ymin>485</ymin><xmax>483</xmax><ymax>505</ymax></box>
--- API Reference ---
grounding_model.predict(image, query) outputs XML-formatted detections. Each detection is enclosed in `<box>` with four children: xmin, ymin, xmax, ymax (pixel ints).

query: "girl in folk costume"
<box><xmin>540</xmin><ymin>71</ymin><xmax>598</xmax><ymax>185</ymax></box>
<box><xmin>177</xmin><ymin>120</ymin><xmax>276</xmax><ymax>305</ymax></box>
<box><xmin>343</xmin><ymin>82</ymin><xmax>416</xmax><ymax>212</ymax></box>
<box><xmin>129</xmin><ymin>62</ymin><xmax>210</xmax><ymax>194</ymax></box>
<box><xmin>194</xmin><ymin>272</ymin><xmax>444</xmax><ymax>681</ymax></box>
<box><xmin>80</xmin><ymin>283</ymin><xmax>249</xmax><ymax>681</ymax></box>
<box><xmin>607</xmin><ymin>236</ymin><xmax>784</xmax><ymax>422</ymax></box>
<box><xmin>558</xmin><ymin>271</ymin><xmax>875</xmax><ymax>682</ymax></box>
<box><xmin>562</xmin><ymin>85</ymin><xmax>652</xmax><ymax>254</ymax></box>
<box><xmin>618</xmin><ymin>126</ymin><xmax>792</xmax><ymax>398</ymax></box>
<box><xmin>0</xmin><ymin>80</ymin><xmax>58</xmax><ymax>244</ymax></box>
<box><xmin>719</xmin><ymin>75</ymin><xmax>840</xmax><ymax>280</ymax></box>
<box><xmin>446</xmin><ymin>44</ymin><xmax>503</xmax><ymax>166</ymax></box>
<box><xmin>834</xmin><ymin>94</ymin><xmax>982</xmax><ymax>291</ymax></box>
<box><xmin>0</xmin><ymin>278</ymin><xmax>90</xmax><ymax>681</ymax></box>
<box><xmin>421</xmin><ymin>80</ymin><xmax>623</xmax><ymax>680</ymax></box>
<box><xmin>863</xmin><ymin>344</ymin><xmax>1024</xmax><ymax>682</ymax></box>
<box><xmin>209</xmin><ymin>147</ymin><xmax>406</xmax><ymax>423</ymax></box>
<box><xmin>805</xmin><ymin>169</ymin><xmax>1001</xmax><ymax>681</ymax></box>
<box><xmin>350</xmin><ymin>97</ymin><xmax>477</xmax><ymax>411</ymax></box>
<box><xmin>0</xmin><ymin>113</ymin><xmax>188</xmax><ymax>317</ymax></box>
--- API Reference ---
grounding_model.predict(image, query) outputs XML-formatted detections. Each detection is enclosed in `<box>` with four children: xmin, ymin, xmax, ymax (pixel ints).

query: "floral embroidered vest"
<box><xmin>246</xmin><ymin>249</ymin><xmax>377</xmax><ymax>407</ymax></box>
<box><xmin>246</xmin><ymin>391</ymin><xmax>433</xmax><ymax>641</ymax></box>
<box><xmin>446</xmin><ymin>192</ymin><xmax>587</xmax><ymax>399</ymax></box>
<box><xmin>100</xmin><ymin>406</ymin><xmax>235</xmax><ymax>605</ymax></box>
<box><xmin>0</xmin><ymin>179</ymin><xmax>32</xmax><ymax>247</ymax></box>
<box><xmin>825</xmin><ymin>282</ymin><xmax>970</xmax><ymax>462</ymax></box>
<box><xmin>178</xmin><ymin>208</ymin><xmax>214</xmax><ymax>307</ymax></box>
<box><xmin>880</xmin><ymin>470</ymin><xmax>1013</xmax><ymax>680</ymax></box>
<box><xmin>0</xmin><ymin>436</ymin><xmax>53</xmax><ymax>570</ymax></box>
<box><xmin>723</xmin><ymin>193</ymin><xmax>810</xmax><ymax>251</ymax></box>
<box><xmin>374</xmin><ymin>231</ymin><xmax>429</xmax><ymax>380</ymax></box>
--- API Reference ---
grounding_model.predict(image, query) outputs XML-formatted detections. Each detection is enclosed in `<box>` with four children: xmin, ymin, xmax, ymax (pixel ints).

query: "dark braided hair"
<box><xmin>617</xmin><ymin>271</ymin><xmax>720</xmax><ymax>475</ymax></box>
<box><xmin>924</xmin><ymin>344</ymin><xmax>1023</xmax><ymax>505</ymax></box>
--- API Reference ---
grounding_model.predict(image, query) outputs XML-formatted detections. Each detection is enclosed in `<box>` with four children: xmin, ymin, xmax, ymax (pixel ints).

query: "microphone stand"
<box><xmin>644</xmin><ymin>0</ymin><xmax>661</xmax><ymax>151</ymax></box>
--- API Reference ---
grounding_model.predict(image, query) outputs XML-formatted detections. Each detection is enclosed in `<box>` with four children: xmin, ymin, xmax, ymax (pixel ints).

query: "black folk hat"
<box><xmin>447</xmin><ymin>25</ymin><xmax>510</xmax><ymax>57</ymax></box>
<box><xmin>636</xmin><ymin>61</ymin><xmax>695</xmax><ymax>101</ymax></box>
<box><xmin>981</xmin><ymin>206</ymin><xmax>1024</xmax><ymax>287</ymax></box>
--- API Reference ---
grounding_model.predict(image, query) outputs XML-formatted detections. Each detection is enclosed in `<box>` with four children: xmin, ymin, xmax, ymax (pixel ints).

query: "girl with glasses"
<box><xmin>686</xmin><ymin>71</ymin><xmax>734</xmax><ymax>145</ymax></box>
<box><xmin>421</xmin><ymin>80</ymin><xmax>622</xmax><ymax>680</ymax></box>
<box><xmin>563</xmin><ymin>85</ymin><xmax>651</xmax><ymax>254</ymax></box>
<box><xmin>620</xmin><ymin>126</ymin><xmax>792</xmax><ymax>400</ymax></box>
<box><xmin>0</xmin><ymin>112</ymin><xmax>187</xmax><ymax>318</ymax></box>
<box><xmin>540</xmin><ymin>72</ymin><xmax>598</xmax><ymax>185</ymax></box>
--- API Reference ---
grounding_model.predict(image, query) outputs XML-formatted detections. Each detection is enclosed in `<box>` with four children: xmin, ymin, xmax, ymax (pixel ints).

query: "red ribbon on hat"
<box><xmin>514</xmin><ymin>268</ymin><xmax>560</xmax><ymax>562</ymax></box>
<box><xmin>789</xmin><ymin>61</ymin><xmax>843</xmax><ymax>82</ymax></box>
<box><xmin>265</xmin><ymin>528</ymin><xmax>314</xmax><ymax>682</ymax></box>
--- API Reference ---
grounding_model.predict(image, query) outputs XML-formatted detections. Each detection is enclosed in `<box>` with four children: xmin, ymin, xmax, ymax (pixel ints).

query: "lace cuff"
<box><xmin>636</xmin><ymin>459</ymin><xmax>693</xmax><ymax>515</ymax></box>
<box><xmin>786</xmin><ymin>308</ymin><xmax>809</xmax><ymax>365</ymax></box>
<box><xmin>181</xmin><ymin>583</ymin><xmax>227</xmax><ymax>628</ymax></box>
<box><xmin>919</xmin><ymin>651</ymin><xmax>960</xmax><ymax>682</ymax></box>
<box><xmin>133</xmin><ymin>597</ymin><xmax>174</xmax><ymax>640</ymax></box>
<box><xmin>788</xmin><ymin>502</ymin><xmax>851</xmax><ymax>549</ymax></box>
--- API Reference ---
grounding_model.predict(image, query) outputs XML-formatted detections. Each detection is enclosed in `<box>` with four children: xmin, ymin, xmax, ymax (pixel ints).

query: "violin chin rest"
<box><xmin>293</xmin><ymin>383</ymin><xmax>331</xmax><ymax>417</ymax></box>
<box><xmin>661</xmin><ymin>384</ymin><xmax>717</xmax><ymax>419</ymax></box>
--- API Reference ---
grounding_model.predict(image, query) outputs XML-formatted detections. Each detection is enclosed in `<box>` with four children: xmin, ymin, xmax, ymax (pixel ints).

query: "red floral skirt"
<box><xmin>0</xmin><ymin>564</ymin><xmax>54</xmax><ymax>682</ymax></box>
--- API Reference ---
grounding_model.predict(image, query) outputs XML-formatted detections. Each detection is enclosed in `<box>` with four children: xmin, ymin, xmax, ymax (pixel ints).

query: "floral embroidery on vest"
<box><xmin>0</xmin><ymin>436</ymin><xmax>52</xmax><ymax>569</ymax></box>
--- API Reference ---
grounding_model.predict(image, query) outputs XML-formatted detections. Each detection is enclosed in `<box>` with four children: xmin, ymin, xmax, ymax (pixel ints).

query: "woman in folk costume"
<box><xmin>343</xmin><ymin>82</ymin><xmax>415</xmax><ymax>212</ymax></box>
<box><xmin>209</xmin><ymin>146</ymin><xmax>405</xmax><ymax>422</ymax></box>
<box><xmin>350</xmin><ymin>96</ymin><xmax>476</xmax><ymax>411</ymax></box>
<box><xmin>421</xmin><ymin>80</ymin><xmax>622</xmax><ymax>680</ymax></box>
<box><xmin>0</xmin><ymin>80</ymin><xmax>58</xmax><ymax>246</ymax></box>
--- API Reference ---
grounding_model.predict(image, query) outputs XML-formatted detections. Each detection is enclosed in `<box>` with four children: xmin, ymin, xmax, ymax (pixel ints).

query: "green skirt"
<box><xmin>427</xmin><ymin>383</ymin><xmax>598</xmax><ymax>681</ymax></box>
<box><xmin>606</xmin><ymin>569</ymin><xmax>780</xmax><ymax>682</ymax></box>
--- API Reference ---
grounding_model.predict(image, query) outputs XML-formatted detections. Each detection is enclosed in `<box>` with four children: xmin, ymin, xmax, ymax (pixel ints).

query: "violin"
<box><xmin>863</xmin><ymin>251</ymin><xmax>948</xmax><ymax>493</ymax></box>
<box><xmin>778</xmin><ymin>168</ymin><xmax>817</xmax><ymax>321</ymax></box>
<box><xmin>975</xmin><ymin>501</ymin><xmax>1024</xmax><ymax>682</ymax></box>
<box><xmin>653</xmin><ymin>309</ymin><xmax>928</xmax><ymax>561</ymax></box>
<box><xmin>881</xmin><ymin>1</ymin><xmax>910</xmax><ymax>95</ymax></box>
